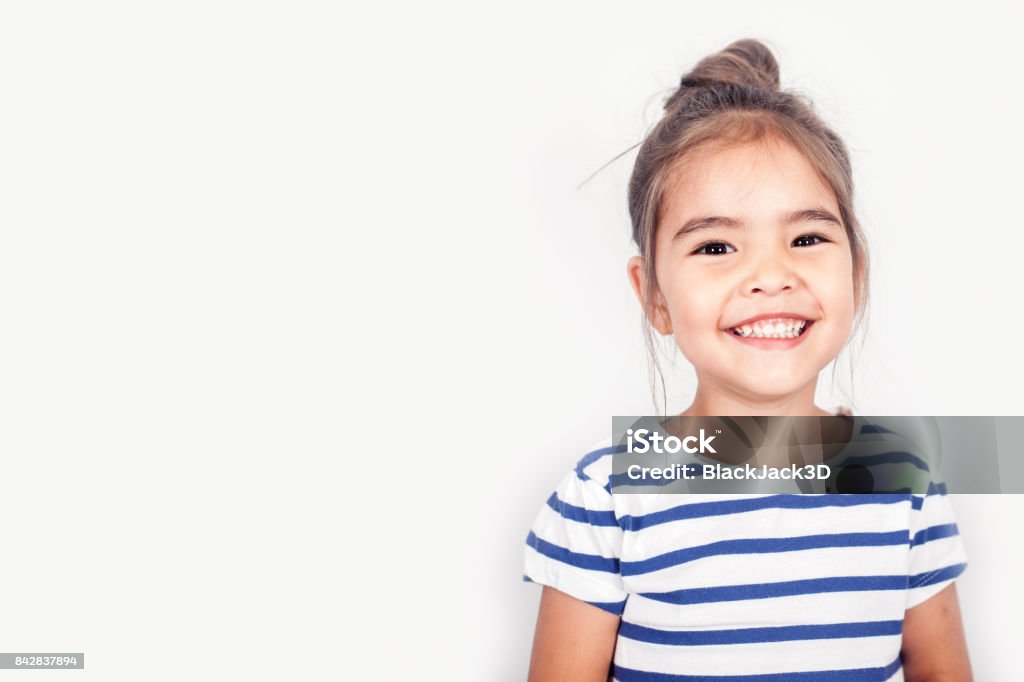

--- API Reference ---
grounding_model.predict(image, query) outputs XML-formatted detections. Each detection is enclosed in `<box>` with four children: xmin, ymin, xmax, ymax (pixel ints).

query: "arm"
<box><xmin>528</xmin><ymin>586</ymin><xmax>620</xmax><ymax>682</ymax></box>
<box><xmin>901</xmin><ymin>583</ymin><xmax>972</xmax><ymax>681</ymax></box>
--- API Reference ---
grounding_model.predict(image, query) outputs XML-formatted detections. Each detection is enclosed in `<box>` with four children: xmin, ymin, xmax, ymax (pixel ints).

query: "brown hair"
<box><xmin>627</xmin><ymin>39</ymin><xmax>869</xmax><ymax>410</ymax></box>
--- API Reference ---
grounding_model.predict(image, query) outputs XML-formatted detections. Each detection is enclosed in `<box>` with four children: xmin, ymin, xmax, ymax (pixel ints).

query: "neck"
<box><xmin>682</xmin><ymin>374</ymin><xmax>830</xmax><ymax>417</ymax></box>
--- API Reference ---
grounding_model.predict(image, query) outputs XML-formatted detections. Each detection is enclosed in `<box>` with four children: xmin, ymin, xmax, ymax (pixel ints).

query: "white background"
<box><xmin>1</xmin><ymin>1</ymin><xmax>1022</xmax><ymax>680</ymax></box>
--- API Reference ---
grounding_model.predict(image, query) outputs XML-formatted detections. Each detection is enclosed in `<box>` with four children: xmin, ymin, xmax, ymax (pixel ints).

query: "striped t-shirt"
<box><xmin>523</xmin><ymin>418</ymin><xmax>968</xmax><ymax>681</ymax></box>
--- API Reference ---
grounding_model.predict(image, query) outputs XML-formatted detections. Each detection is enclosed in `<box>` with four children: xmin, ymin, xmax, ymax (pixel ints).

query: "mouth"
<box><xmin>728</xmin><ymin>317</ymin><xmax>812</xmax><ymax>339</ymax></box>
<box><xmin>724</xmin><ymin>317</ymin><xmax>815</xmax><ymax>349</ymax></box>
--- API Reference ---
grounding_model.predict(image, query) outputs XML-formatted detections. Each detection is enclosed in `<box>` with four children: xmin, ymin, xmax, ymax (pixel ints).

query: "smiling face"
<box><xmin>629</xmin><ymin>135</ymin><xmax>858</xmax><ymax>408</ymax></box>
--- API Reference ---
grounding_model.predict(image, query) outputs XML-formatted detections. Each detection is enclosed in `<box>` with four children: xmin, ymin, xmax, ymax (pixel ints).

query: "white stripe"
<box><xmin>622</xmin><ymin>545</ymin><xmax>909</xmax><ymax>590</ymax></box>
<box><xmin>614</xmin><ymin>635</ymin><xmax>902</xmax><ymax>676</ymax></box>
<box><xmin>530</xmin><ymin>503</ymin><xmax>622</xmax><ymax>557</ymax></box>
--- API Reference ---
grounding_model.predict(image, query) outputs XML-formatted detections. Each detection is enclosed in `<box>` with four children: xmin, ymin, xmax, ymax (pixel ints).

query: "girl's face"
<box><xmin>631</xmin><ymin>136</ymin><xmax>857</xmax><ymax>403</ymax></box>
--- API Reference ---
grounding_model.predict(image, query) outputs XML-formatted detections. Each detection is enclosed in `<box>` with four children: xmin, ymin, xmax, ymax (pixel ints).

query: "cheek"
<box><xmin>814</xmin><ymin>256</ymin><xmax>857</xmax><ymax>328</ymax></box>
<box><xmin>662</xmin><ymin>269</ymin><xmax>730</xmax><ymax>343</ymax></box>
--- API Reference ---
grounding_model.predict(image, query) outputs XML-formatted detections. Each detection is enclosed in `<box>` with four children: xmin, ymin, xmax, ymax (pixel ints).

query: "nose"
<box><xmin>741</xmin><ymin>251</ymin><xmax>798</xmax><ymax>296</ymax></box>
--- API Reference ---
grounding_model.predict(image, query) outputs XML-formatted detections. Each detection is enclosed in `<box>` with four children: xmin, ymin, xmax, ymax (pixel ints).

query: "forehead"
<box><xmin>660</xmin><ymin>136</ymin><xmax>840</xmax><ymax>224</ymax></box>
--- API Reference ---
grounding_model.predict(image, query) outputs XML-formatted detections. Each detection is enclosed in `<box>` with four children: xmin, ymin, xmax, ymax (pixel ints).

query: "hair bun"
<box><xmin>666</xmin><ymin>39</ymin><xmax>780</xmax><ymax>109</ymax></box>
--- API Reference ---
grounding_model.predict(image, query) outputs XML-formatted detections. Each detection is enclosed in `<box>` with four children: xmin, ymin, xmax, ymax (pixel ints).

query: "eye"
<box><xmin>793</xmin><ymin>233</ymin><xmax>829</xmax><ymax>247</ymax></box>
<box><xmin>693</xmin><ymin>241</ymin><xmax>736</xmax><ymax>256</ymax></box>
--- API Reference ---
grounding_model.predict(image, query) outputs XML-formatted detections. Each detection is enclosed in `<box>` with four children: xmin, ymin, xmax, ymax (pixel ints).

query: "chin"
<box><xmin>724</xmin><ymin>370</ymin><xmax>816</xmax><ymax>401</ymax></box>
<box><xmin>740</xmin><ymin>382</ymin><xmax>810</xmax><ymax>403</ymax></box>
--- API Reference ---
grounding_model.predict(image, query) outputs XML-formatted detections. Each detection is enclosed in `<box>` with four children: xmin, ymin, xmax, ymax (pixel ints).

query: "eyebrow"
<box><xmin>671</xmin><ymin>207</ymin><xmax>843</xmax><ymax>241</ymax></box>
<box><xmin>784</xmin><ymin>208</ymin><xmax>843</xmax><ymax>229</ymax></box>
<box><xmin>672</xmin><ymin>215</ymin><xmax>743</xmax><ymax>241</ymax></box>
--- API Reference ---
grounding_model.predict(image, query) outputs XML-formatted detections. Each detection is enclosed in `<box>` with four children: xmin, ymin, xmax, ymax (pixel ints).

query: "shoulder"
<box><xmin>844</xmin><ymin>417</ymin><xmax>943</xmax><ymax>492</ymax></box>
<box><xmin>568</xmin><ymin>436</ymin><xmax>621</xmax><ymax>494</ymax></box>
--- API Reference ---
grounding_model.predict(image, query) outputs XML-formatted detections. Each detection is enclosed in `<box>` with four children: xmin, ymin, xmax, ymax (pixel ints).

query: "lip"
<box><xmin>725</xmin><ymin>320</ymin><xmax>815</xmax><ymax>350</ymax></box>
<box><xmin>726</xmin><ymin>311</ymin><xmax>814</xmax><ymax>328</ymax></box>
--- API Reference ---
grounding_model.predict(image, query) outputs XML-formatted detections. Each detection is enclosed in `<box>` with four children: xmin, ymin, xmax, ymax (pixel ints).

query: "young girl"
<box><xmin>523</xmin><ymin>40</ymin><xmax>970</xmax><ymax>681</ymax></box>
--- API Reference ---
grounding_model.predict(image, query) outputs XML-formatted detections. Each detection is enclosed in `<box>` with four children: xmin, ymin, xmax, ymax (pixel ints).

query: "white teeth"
<box><xmin>730</xmin><ymin>318</ymin><xmax>809</xmax><ymax>339</ymax></box>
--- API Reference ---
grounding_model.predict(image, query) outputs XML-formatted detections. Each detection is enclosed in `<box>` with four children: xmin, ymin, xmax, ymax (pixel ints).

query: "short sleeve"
<box><xmin>523</xmin><ymin>468</ymin><xmax>627</xmax><ymax>616</ymax></box>
<box><xmin>906</xmin><ymin>483</ymin><xmax>968</xmax><ymax>609</ymax></box>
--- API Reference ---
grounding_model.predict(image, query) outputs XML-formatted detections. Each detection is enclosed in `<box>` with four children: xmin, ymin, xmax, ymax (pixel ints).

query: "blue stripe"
<box><xmin>617</xmin><ymin>619</ymin><xmax>903</xmax><ymax>646</ymax></box>
<box><xmin>621</xmin><ymin>531</ymin><xmax>908</xmax><ymax>577</ymax></box>
<box><xmin>525</xmin><ymin>530</ymin><xmax>619</xmax><ymax>573</ymax></box>
<box><xmin>575</xmin><ymin>444</ymin><xmax>626</xmax><ymax>482</ymax></box>
<box><xmin>910</xmin><ymin>481</ymin><xmax>949</xmax><ymax>510</ymax></box>
<box><xmin>910</xmin><ymin>523</ymin><xmax>959</xmax><ymax>547</ymax></box>
<box><xmin>613</xmin><ymin>656</ymin><xmax>901</xmax><ymax>681</ymax></box>
<box><xmin>640</xmin><ymin>574</ymin><xmax>909</xmax><ymax>605</ymax></box>
<box><xmin>546</xmin><ymin>492</ymin><xmax>619</xmax><ymax>527</ymax></box>
<box><xmin>588</xmin><ymin>599</ymin><xmax>627</xmax><ymax>615</ymax></box>
<box><xmin>842</xmin><ymin>451</ymin><xmax>930</xmax><ymax>472</ymax></box>
<box><xmin>860</xmin><ymin>424</ymin><xmax>896</xmax><ymax>435</ymax></box>
<box><xmin>618</xmin><ymin>495</ymin><xmax>908</xmax><ymax>532</ymax></box>
<box><xmin>909</xmin><ymin>562</ymin><xmax>967</xmax><ymax>588</ymax></box>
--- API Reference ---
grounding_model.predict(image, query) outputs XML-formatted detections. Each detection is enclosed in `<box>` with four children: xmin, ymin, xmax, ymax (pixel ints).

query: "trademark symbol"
<box><xmin>716</xmin><ymin>429</ymin><xmax>722</xmax><ymax>434</ymax></box>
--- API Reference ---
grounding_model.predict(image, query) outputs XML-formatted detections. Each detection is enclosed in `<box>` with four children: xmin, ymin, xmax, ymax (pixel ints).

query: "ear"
<box><xmin>626</xmin><ymin>256</ymin><xmax>673</xmax><ymax>335</ymax></box>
